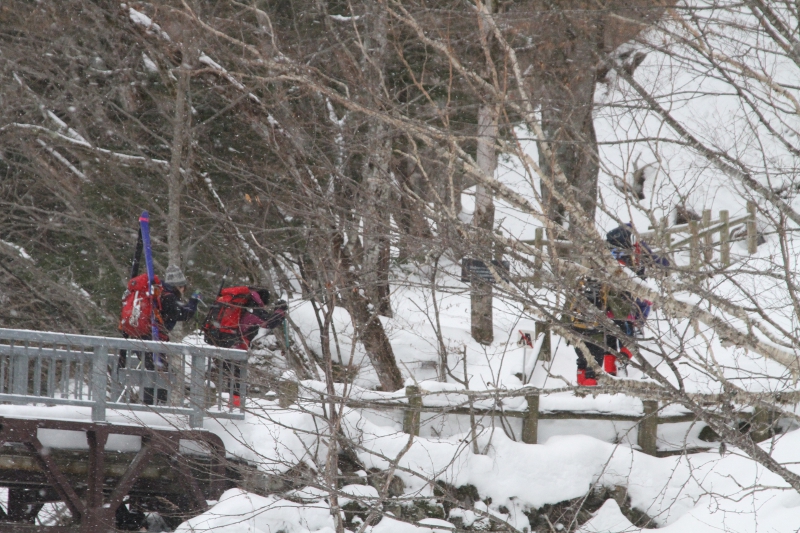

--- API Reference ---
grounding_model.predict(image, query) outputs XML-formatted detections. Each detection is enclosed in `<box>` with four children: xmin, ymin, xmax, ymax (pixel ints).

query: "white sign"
<box><xmin>517</xmin><ymin>330</ymin><xmax>535</xmax><ymax>348</ymax></box>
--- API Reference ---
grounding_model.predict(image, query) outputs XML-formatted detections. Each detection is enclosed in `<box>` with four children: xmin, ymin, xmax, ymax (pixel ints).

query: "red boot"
<box><xmin>577</xmin><ymin>369</ymin><xmax>597</xmax><ymax>386</ymax></box>
<box><xmin>603</xmin><ymin>354</ymin><xmax>617</xmax><ymax>376</ymax></box>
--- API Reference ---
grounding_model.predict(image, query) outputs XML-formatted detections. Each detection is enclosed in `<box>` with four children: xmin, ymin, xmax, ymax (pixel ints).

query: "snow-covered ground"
<box><xmin>176</xmin><ymin>6</ymin><xmax>800</xmax><ymax>530</ymax></box>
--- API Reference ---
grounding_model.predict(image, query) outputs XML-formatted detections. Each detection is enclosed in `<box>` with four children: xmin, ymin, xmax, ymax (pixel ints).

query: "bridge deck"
<box><xmin>0</xmin><ymin>328</ymin><xmax>252</xmax><ymax>531</ymax></box>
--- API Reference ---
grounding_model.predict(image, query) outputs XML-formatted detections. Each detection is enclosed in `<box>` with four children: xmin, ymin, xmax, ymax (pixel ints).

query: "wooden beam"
<box><xmin>533</xmin><ymin>228</ymin><xmax>543</xmax><ymax>288</ymax></box>
<box><xmin>719</xmin><ymin>210</ymin><xmax>730</xmax><ymax>267</ymax></box>
<box><xmin>703</xmin><ymin>209</ymin><xmax>713</xmax><ymax>262</ymax></box>
<box><xmin>747</xmin><ymin>201</ymin><xmax>758</xmax><ymax>253</ymax></box>
<box><xmin>521</xmin><ymin>394</ymin><xmax>539</xmax><ymax>444</ymax></box>
<box><xmin>403</xmin><ymin>386</ymin><xmax>422</xmax><ymax>436</ymax></box>
<box><xmin>637</xmin><ymin>400</ymin><xmax>659</xmax><ymax>455</ymax></box>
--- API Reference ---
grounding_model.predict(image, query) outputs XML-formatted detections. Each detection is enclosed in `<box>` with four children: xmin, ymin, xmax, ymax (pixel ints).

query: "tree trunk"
<box><xmin>361</xmin><ymin>2</ymin><xmax>393</xmax><ymax>318</ymax></box>
<box><xmin>396</xmin><ymin>151</ymin><xmax>433</xmax><ymax>262</ymax></box>
<box><xmin>333</xmin><ymin>233</ymin><xmax>403</xmax><ymax>391</ymax></box>
<box><xmin>321</xmin><ymin>303</ymin><xmax>346</xmax><ymax>533</ymax></box>
<box><xmin>471</xmin><ymin>84</ymin><xmax>498</xmax><ymax>344</ymax></box>
<box><xmin>470</xmin><ymin>0</ymin><xmax>498</xmax><ymax>345</ymax></box>
<box><xmin>345</xmin><ymin>290</ymin><xmax>404</xmax><ymax>391</ymax></box>
<box><xmin>167</xmin><ymin>50</ymin><xmax>191</xmax><ymax>405</ymax></box>
<box><xmin>362</xmin><ymin>123</ymin><xmax>393</xmax><ymax>318</ymax></box>
<box><xmin>537</xmin><ymin>8</ymin><xmax>601</xmax><ymax>229</ymax></box>
<box><xmin>167</xmin><ymin>51</ymin><xmax>191</xmax><ymax>270</ymax></box>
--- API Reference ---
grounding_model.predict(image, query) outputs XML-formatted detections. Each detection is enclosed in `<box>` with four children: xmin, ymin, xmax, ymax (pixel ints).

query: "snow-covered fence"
<box><xmin>525</xmin><ymin>203</ymin><xmax>757</xmax><ymax>286</ymax></box>
<box><xmin>0</xmin><ymin>328</ymin><xmax>247</xmax><ymax>427</ymax></box>
<box><xmin>638</xmin><ymin>203</ymin><xmax>757</xmax><ymax>268</ymax></box>
<box><xmin>284</xmin><ymin>382</ymin><xmax>697</xmax><ymax>457</ymax></box>
<box><xmin>398</xmin><ymin>387</ymin><xmax>669</xmax><ymax>455</ymax></box>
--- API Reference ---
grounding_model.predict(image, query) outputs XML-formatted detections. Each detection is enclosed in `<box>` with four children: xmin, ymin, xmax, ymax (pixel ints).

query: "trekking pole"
<box><xmin>201</xmin><ymin>267</ymin><xmax>231</xmax><ymax>395</ymax></box>
<box><xmin>129</xmin><ymin>226</ymin><xmax>143</xmax><ymax>279</ymax></box>
<box><xmin>216</xmin><ymin>267</ymin><xmax>231</xmax><ymax>296</ymax></box>
<box><xmin>283</xmin><ymin>315</ymin><xmax>290</xmax><ymax>351</ymax></box>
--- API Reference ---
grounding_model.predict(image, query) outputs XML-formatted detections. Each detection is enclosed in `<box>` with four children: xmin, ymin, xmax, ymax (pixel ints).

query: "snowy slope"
<box><xmin>176</xmin><ymin>4</ymin><xmax>800</xmax><ymax>531</ymax></box>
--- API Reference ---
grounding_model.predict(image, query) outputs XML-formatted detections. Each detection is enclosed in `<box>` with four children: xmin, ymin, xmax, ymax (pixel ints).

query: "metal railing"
<box><xmin>0</xmin><ymin>328</ymin><xmax>248</xmax><ymax>427</ymax></box>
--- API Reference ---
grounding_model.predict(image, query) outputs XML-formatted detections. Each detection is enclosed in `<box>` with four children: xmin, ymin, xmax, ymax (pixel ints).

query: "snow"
<box><xmin>198</xmin><ymin>52</ymin><xmax>261</xmax><ymax>103</ymax></box>
<box><xmin>182</xmin><ymin>424</ymin><xmax>800</xmax><ymax>532</ymax></box>
<box><xmin>0</xmin><ymin>239</ymin><xmax>33</xmax><ymax>261</ymax></box>
<box><xmin>128</xmin><ymin>7</ymin><xmax>171</xmax><ymax>41</ymax></box>
<box><xmin>142</xmin><ymin>53</ymin><xmax>159</xmax><ymax>74</ymax></box>
<box><xmin>576</xmin><ymin>499</ymin><xmax>635</xmax><ymax>533</ymax></box>
<box><xmin>176</xmin><ymin>489</ymin><xmax>335</xmax><ymax>533</ymax></box>
<box><xmin>166</xmin><ymin>10</ymin><xmax>800</xmax><ymax>525</ymax></box>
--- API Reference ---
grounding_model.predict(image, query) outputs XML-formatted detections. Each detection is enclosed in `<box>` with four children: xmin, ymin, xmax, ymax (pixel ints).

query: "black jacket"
<box><xmin>160</xmin><ymin>283</ymin><xmax>198</xmax><ymax>332</ymax></box>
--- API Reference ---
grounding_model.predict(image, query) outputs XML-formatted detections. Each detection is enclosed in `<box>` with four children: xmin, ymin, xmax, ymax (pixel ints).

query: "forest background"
<box><xmin>2</xmin><ymin>1</ymin><xmax>800</xmax><ymax>531</ymax></box>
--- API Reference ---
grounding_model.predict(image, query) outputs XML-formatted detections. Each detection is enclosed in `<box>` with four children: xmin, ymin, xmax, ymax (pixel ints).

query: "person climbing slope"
<box><xmin>567</xmin><ymin>274</ymin><xmax>637</xmax><ymax>386</ymax></box>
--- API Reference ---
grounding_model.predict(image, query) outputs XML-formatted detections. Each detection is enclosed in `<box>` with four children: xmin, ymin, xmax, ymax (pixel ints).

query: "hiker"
<box><xmin>607</xmin><ymin>223</ymin><xmax>669</xmax><ymax>278</ymax></box>
<box><xmin>160</xmin><ymin>265</ymin><xmax>200</xmax><ymax>333</ymax></box>
<box><xmin>141</xmin><ymin>265</ymin><xmax>199</xmax><ymax>405</ymax></box>
<box><xmin>118</xmin><ymin>271</ymin><xmax>167</xmax><ymax>403</ymax></box>
<box><xmin>567</xmin><ymin>275</ymin><xmax>636</xmax><ymax>386</ymax></box>
<box><xmin>118</xmin><ymin>265</ymin><xmax>199</xmax><ymax>405</ymax></box>
<box><xmin>202</xmin><ymin>286</ymin><xmax>287</xmax><ymax>406</ymax></box>
<box><xmin>606</xmin><ymin>223</ymin><xmax>657</xmax><ymax>337</ymax></box>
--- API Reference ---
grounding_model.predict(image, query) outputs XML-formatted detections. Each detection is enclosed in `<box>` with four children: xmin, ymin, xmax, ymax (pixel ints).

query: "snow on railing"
<box><xmin>0</xmin><ymin>328</ymin><xmax>247</xmax><ymax>428</ymax></box>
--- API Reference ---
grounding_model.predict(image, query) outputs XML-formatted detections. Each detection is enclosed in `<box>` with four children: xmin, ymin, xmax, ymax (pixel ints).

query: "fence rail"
<box><xmin>275</xmin><ymin>382</ymin><xmax>775</xmax><ymax>457</ymax></box>
<box><xmin>523</xmin><ymin>203</ymin><xmax>759</xmax><ymax>286</ymax></box>
<box><xmin>0</xmin><ymin>328</ymin><xmax>248</xmax><ymax>427</ymax></box>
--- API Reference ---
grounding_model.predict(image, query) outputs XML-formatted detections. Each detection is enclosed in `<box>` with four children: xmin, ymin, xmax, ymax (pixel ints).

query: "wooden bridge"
<box><xmin>0</xmin><ymin>328</ymin><xmax>249</xmax><ymax>532</ymax></box>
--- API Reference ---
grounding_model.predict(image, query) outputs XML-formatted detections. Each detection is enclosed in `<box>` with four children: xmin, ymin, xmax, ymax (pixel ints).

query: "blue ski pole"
<box><xmin>139</xmin><ymin>211</ymin><xmax>161</xmax><ymax>342</ymax></box>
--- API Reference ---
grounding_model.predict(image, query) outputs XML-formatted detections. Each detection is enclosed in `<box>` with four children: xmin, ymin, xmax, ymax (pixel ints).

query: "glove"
<box><xmin>191</xmin><ymin>290</ymin><xmax>202</xmax><ymax>301</ymax></box>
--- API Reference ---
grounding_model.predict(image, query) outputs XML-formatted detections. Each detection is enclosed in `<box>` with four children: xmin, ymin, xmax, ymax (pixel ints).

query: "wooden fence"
<box><xmin>273</xmin><ymin>381</ymin><xmax>776</xmax><ymax>457</ymax></box>
<box><xmin>400</xmin><ymin>386</ymin><xmax>667</xmax><ymax>456</ymax></box>
<box><xmin>524</xmin><ymin>202</ymin><xmax>758</xmax><ymax>286</ymax></box>
<box><xmin>399</xmin><ymin>386</ymin><xmax>777</xmax><ymax>457</ymax></box>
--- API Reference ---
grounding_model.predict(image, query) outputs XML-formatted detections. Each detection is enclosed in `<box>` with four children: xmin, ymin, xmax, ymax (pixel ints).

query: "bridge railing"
<box><xmin>0</xmin><ymin>328</ymin><xmax>248</xmax><ymax>427</ymax></box>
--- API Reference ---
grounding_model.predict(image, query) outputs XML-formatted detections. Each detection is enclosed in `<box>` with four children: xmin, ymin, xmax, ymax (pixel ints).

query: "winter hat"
<box><xmin>164</xmin><ymin>265</ymin><xmax>188</xmax><ymax>286</ymax></box>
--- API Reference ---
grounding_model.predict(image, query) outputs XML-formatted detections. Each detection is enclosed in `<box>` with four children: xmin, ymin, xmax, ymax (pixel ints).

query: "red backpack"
<box><xmin>202</xmin><ymin>286</ymin><xmax>254</xmax><ymax>347</ymax></box>
<box><xmin>119</xmin><ymin>274</ymin><xmax>164</xmax><ymax>338</ymax></box>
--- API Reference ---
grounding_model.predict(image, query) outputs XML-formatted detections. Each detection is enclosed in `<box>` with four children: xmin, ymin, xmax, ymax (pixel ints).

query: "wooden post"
<box><xmin>403</xmin><ymin>385</ymin><xmax>422</xmax><ymax>436</ymax></box>
<box><xmin>521</xmin><ymin>393</ymin><xmax>539</xmax><ymax>444</ymax></box>
<box><xmin>689</xmin><ymin>220</ymin><xmax>699</xmax><ymax>269</ymax></box>
<box><xmin>638</xmin><ymin>400</ymin><xmax>658</xmax><ymax>455</ymax></box>
<box><xmin>747</xmin><ymin>201</ymin><xmax>758</xmax><ymax>254</ymax></box>
<box><xmin>533</xmin><ymin>228</ymin><xmax>543</xmax><ymax>288</ymax></box>
<box><xmin>702</xmin><ymin>209</ymin><xmax>713</xmax><ymax>262</ymax></box>
<box><xmin>278</xmin><ymin>379</ymin><xmax>298</xmax><ymax>408</ymax></box>
<box><xmin>534</xmin><ymin>320</ymin><xmax>551</xmax><ymax>362</ymax></box>
<box><xmin>719</xmin><ymin>210</ymin><xmax>730</xmax><ymax>267</ymax></box>
<box><xmin>750</xmin><ymin>407</ymin><xmax>773</xmax><ymax>443</ymax></box>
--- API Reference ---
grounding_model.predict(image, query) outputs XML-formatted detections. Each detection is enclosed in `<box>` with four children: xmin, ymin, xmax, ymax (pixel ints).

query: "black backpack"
<box><xmin>607</xmin><ymin>225</ymin><xmax>633</xmax><ymax>250</ymax></box>
<box><xmin>582</xmin><ymin>278</ymin><xmax>606</xmax><ymax>310</ymax></box>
